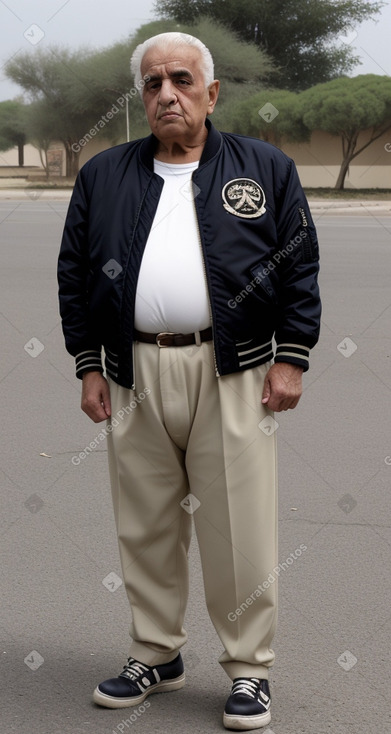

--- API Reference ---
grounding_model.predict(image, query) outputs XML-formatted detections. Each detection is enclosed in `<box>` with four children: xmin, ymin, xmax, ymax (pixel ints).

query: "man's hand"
<box><xmin>81</xmin><ymin>371</ymin><xmax>111</xmax><ymax>423</ymax></box>
<box><xmin>262</xmin><ymin>362</ymin><xmax>304</xmax><ymax>412</ymax></box>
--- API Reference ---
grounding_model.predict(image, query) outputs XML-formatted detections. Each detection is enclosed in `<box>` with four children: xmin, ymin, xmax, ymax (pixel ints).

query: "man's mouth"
<box><xmin>159</xmin><ymin>111</ymin><xmax>182</xmax><ymax>119</ymax></box>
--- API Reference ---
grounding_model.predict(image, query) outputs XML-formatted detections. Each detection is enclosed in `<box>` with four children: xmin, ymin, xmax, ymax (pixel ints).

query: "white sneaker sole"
<box><xmin>223</xmin><ymin>708</ymin><xmax>271</xmax><ymax>730</ymax></box>
<box><xmin>93</xmin><ymin>673</ymin><xmax>186</xmax><ymax>708</ymax></box>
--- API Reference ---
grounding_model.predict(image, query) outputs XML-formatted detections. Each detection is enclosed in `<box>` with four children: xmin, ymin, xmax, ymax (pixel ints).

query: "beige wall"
<box><xmin>0</xmin><ymin>143</ymin><xmax>66</xmax><ymax>176</ymax></box>
<box><xmin>78</xmin><ymin>139</ymin><xmax>114</xmax><ymax>168</ymax></box>
<box><xmin>0</xmin><ymin>140</ymin><xmax>113</xmax><ymax>176</ymax></box>
<box><xmin>281</xmin><ymin>129</ymin><xmax>391</xmax><ymax>188</ymax></box>
<box><xmin>0</xmin><ymin>144</ymin><xmax>43</xmax><ymax>168</ymax></box>
<box><xmin>2</xmin><ymin>128</ymin><xmax>390</xmax><ymax>188</ymax></box>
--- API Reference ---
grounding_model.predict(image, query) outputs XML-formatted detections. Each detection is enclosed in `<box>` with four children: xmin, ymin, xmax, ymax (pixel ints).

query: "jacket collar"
<box><xmin>139</xmin><ymin>117</ymin><xmax>222</xmax><ymax>171</ymax></box>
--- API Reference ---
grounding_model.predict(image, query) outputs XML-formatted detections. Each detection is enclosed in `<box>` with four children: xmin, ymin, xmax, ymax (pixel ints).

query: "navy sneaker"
<box><xmin>93</xmin><ymin>653</ymin><xmax>185</xmax><ymax>708</ymax></box>
<box><xmin>223</xmin><ymin>677</ymin><xmax>271</xmax><ymax>730</ymax></box>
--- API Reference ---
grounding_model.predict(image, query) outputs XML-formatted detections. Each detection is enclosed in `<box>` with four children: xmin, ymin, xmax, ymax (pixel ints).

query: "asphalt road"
<box><xmin>1</xmin><ymin>200</ymin><xmax>391</xmax><ymax>734</ymax></box>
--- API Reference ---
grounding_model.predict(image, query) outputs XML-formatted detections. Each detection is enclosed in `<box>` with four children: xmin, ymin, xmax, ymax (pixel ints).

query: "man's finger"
<box><xmin>81</xmin><ymin>372</ymin><xmax>111</xmax><ymax>422</ymax></box>
<box><xmin>82</xmin><ymin>399</ymin><xmax>107</xmax><ymax>423</ymax></box>
<box><xmin>261</xmin><ymin>377</ymin><xmax>271</xmax><ymax>404</ymax></box>
<box><xmin>101</xmin><ymin>385</ymin><xmax>112</xmax><ymax>418</ymax></box>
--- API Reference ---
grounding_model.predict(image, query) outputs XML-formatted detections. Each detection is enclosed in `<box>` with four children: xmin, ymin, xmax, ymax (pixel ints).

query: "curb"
<box><xmin>309</xmin><ymin>201</ymin><xmax>391</xmax><ymax>215</ymax></box>
<box><xmin>0</xmin><ymin>189</ymin><xmax>73</xmax><ymax>200</ymax></box>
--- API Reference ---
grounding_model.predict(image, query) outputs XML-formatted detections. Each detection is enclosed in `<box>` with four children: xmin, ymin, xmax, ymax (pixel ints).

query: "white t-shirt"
<box><xmin>134</xmin><ymin>159</ymin><xmax>211</xmax><ymax>333</ymax></box>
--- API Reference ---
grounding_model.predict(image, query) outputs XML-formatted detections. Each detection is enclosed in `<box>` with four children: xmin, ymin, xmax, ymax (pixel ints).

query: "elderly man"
<box><xmin>58</xmin><ymin>32</ymin><xmax>321</xmax><ymax>730</ymax></box>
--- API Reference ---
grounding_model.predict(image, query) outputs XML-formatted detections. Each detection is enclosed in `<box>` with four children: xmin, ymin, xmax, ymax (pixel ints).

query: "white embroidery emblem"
<box><xmin>222</xmin><ymin>178</ymin><xmax>266</xmax><ymax>219</ymax></box>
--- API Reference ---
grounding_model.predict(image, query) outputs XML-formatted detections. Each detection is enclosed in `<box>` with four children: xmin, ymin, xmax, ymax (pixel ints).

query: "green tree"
<box><xmin>0</xmin><ymin>100</ymin><xmax>28</xmax><ymax>166</ymax></box>
<box><xmin>25</xmin><ymin>100</ymin><xmax>59</xmax><ymax>178</ymax></box>
<box><xmin>78</xmin><ymin>37</ymin><xmax>150</xmax><ymax>142</ymax></box>
<box><xmin>157</xmin><ymin>0</ymin><xmax>384</xmax><ymax>90</ymax></box>
<box><xmin>228</xmin><ymin>89</ymin><xmax>308</xmax><ymax>143</ymax></box>
<box><xmin>5</xmin><ymin>47</ymin><xmax>121</xmax><ymax>176</ymax></box>
<box><xmin>298</xmin><ymin>74</ymin><xmax>391</xmax><ymax>188</ymax></box>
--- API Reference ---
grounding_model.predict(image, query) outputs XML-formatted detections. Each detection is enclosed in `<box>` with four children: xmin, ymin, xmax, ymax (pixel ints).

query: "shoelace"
<box><xmin>120</xmin><ymin>657</ymin><xmax>150</xmax><ymax>681</ymax></box>
<box><xmin>231</xmin><ymin>678</ymin><xmax>264</xmax><ymax>699</ymax></box>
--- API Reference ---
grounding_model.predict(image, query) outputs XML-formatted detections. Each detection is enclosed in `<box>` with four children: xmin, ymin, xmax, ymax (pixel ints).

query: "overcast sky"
<box><xmin>0</xmin><ymin>0</ymin><xmax>390</xmax><ymax>101</ymax></box>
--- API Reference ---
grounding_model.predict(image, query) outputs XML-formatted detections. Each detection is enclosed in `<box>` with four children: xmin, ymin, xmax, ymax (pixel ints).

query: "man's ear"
<box><xmin>207</xmin><ymin>80</ymin><xmax>220</xmax><ymax>115</ymax></box>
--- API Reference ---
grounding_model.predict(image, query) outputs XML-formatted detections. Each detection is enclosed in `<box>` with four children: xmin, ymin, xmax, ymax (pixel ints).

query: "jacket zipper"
<box><xmin>123</xmin><ymin>176</ymin><xmax>158</xmax><ymax>391</ymax></box>
<box><xmin>131</xmin><ymin>340</ymin><xmax>136</xmax><ymax>391</ymax></box>
<box><xmin>192</xmin><ymin>179</ymin><xmax>220</xmax><ymax>377</ymax></box>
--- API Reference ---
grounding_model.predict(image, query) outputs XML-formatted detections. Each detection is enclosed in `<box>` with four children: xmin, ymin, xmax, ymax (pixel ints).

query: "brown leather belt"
<box><xmin>134</xmin><ymin>327</ymin><xmax>213</xmax><ymax>348</ymax></box>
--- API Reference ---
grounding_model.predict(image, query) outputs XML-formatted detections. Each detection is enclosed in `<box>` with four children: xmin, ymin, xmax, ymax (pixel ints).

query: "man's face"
<box><xmin>140</xmin><ymin>44</ymin><xmax>219</xmax><ymax>146</ymax></box>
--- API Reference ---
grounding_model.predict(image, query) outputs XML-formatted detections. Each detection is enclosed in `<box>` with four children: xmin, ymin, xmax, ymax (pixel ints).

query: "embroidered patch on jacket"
<box><xmin>222</xmin><ymin>179</ymin><xmax>266</xmax><ymax>219</ymax></box>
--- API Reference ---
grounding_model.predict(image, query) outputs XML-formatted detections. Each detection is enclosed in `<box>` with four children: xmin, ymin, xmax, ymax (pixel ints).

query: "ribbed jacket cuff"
<box><xmin>75</xmin><ymin>350</ymin><xmax>103</xmax><ymax>379</ymax></box>
<box><xmin>275</xmin><ymin>343</ymin><xmax>310</xmax><ymax>371</ymax></box>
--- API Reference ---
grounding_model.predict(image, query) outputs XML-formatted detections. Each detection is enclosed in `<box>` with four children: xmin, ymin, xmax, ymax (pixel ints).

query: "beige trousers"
<box><xmin>106</xmin><ymin>341</ymin><xmax>278</xmax><ymax>680</ymax></box>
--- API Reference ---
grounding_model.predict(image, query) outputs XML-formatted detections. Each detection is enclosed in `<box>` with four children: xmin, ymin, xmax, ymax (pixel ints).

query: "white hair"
<box><xmin>130</xmin><ymin>32</ymin><xmax>214</xmax><ymax>93</ymax></box>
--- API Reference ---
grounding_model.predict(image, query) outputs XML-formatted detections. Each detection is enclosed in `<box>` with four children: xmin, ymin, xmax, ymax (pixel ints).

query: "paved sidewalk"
<box><xmin>308</xmin><ymin>199</ymin><xmax>391</xmax><ymax>215</ymax></box>
<box><xmin>0</xmin><ymin>187</ymin><xmax>73</xmax><ymax>200</ymax></box>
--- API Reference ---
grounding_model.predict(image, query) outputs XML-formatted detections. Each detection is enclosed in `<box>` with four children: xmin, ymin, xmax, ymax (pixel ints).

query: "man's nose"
<box><xmin>158</xmin><ymin>79</ymin><xmax>178</xmax><ymax>106</ymax></box>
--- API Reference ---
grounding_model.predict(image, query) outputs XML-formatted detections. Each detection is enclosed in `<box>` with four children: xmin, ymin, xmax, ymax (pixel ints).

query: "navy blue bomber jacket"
<box><xmin>58</xmin><ymin>119</ymin><xmax>321</xmax><ymax>389</ymax></box>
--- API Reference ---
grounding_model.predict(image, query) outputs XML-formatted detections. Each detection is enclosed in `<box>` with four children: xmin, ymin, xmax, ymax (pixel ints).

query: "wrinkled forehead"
<box><xmin>140</xmin><ymin>43</ymin><xmax>204</xmax><ymax>78</ymax></box>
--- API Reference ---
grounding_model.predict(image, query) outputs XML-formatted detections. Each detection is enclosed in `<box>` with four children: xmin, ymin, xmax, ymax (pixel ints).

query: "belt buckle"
<box><xmin>156</xmin><ymin>332</ymin><xmax>176</xmax><ymax>348</ymax></box>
